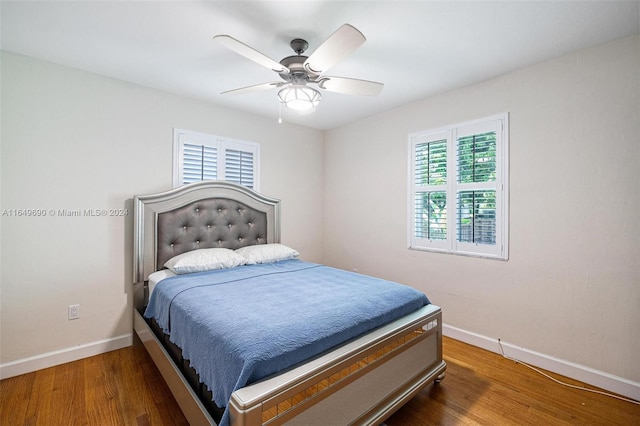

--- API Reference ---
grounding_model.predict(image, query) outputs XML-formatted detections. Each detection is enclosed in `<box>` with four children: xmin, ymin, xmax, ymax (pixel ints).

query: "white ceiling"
<box><xmin>2</xmin><ymin>1</ymin><xmax>638</xmax><ymax>130</ymax></box>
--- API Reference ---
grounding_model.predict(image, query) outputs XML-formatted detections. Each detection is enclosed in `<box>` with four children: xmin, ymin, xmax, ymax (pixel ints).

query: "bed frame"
<box><xmin>132</xmin><ymin>181</ymin><xmax>446</xmax><ymax>426</ymax></box>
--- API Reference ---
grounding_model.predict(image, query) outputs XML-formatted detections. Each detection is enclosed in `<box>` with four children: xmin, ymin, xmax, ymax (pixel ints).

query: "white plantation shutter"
<box><xmin>457</xmin><ymin>132</ymin><xmax>496</xmax><ymax>184</ymax></box>
<box><xmin>412</xmin><ymin>136</ymin><xmax>448</xmax><ymax>247</ymax></box>
<box><xmin>456</xmin><ymin>190</ymin><xmax>496</xmax><ymax>245</ymax></box>
<box><xmin>224</xmin><ymin>149</ymin><xmax>255</xmax><ymax>188</ymax></box>
<box><xmin>182</xmin><ymin>143</ymin><xmax>217</xmax><ymax>184</ymax></box>
<box><xmin>414</xmin><ymin>191</ymin><xmax>447</xmax><ymax>241</ymax></box>
<box><xmin>414</xmin><ymin>139</ymin><xmax>447</xmax><ymax>186</ymax></box>
<box><xmin>455</xmin><ymin>130</ymin><xmax>497</xmax><ymax>245</ymax></box>
<box><xmin>173</xmin><ymin>129</ymin><xmax>259</xmax><ymax>190</ymax></box>
<box><xmin>409</xmin><ymin>114</ymin><xmax>509</xmax><ymax>259</ymax></box>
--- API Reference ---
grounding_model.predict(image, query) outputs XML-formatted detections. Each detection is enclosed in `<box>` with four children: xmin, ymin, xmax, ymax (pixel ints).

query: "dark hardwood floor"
<box><xmin>1</xmin><ymin>337</ymin><xmax>638</xmax><ymax>425</ymax></box>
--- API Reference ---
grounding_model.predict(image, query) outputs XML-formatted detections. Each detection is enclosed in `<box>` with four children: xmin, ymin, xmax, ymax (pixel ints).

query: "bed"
<box><xmin>132</xmin><ymin>181</ymin><xmax>446</xmax><ymax>426</ymax></box>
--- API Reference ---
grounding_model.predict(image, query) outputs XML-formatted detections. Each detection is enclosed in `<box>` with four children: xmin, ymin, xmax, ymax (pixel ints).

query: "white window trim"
<box><xmin>172</xmin><ymin>128</ymin><xmax>260</xmax><ymax>190</ymax></box>
<box><xmin>408</xmin><ymin>113</ymin><xmax>509</xmax><ymax>260</ymax></box>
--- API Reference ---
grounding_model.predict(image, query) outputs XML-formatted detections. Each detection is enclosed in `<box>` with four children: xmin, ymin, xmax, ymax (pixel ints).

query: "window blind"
<box><xmin>414</xmin><ymin>191</ymin><xmax>447</xmax><ymax>240</ymax></box>
<box><xmin>457</xmin><ymin>131</ymin><xmax>496</xmax><ymax>184</ymax></box>
<box><xmin>455</xmin><ymin>131</ymin><xmax>497</xmax><ymax>245</ymax></box>
<box><xmin>414</xmin><ymin>140</ymin><xmax>447</xmax><ymax>185</ymax></box>
<box><xmin>225</xmin><ymin>149</ymin><xmax>254</xmax><ymax>189</ymax></box>
<box><xmin>413</xmin><ymin>139</ymin><xmax>448</xmax><ymax>241</ymax></box>
<box><xmin>182</xmin><ymin>143</ymin><xmax>217</xmax><ymax>184</ymax></box>
<box><xmin>456</xmin><ymin>190</ymin><xmax>496</xmax><ymax>244</ymax></box>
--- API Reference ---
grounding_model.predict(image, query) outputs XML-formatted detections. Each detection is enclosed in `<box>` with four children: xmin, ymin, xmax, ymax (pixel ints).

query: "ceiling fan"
<box><xmin>213</xmin><ymin>24</ymin><xmax>384</xmax><ymax>113</ymax></box>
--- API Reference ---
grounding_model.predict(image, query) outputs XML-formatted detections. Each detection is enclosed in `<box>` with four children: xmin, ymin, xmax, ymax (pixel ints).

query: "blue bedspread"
<box><xmin>144</xmin><ymin>259</ymin><xmax>429</xmax><ymax>426</ymax></box>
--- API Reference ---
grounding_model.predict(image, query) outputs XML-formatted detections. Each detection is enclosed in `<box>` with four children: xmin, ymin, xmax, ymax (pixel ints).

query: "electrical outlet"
<box><xmin>68</xmin><ymin>304</ymin><xmax>80</xmax><ymax>320</ymax></box>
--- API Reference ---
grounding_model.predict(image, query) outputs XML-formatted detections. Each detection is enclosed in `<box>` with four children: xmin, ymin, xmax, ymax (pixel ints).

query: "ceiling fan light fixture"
<box><xmin>277</xmin><ymin>85</ymin><xmax>322</xmax><ymax>111</ymax></box>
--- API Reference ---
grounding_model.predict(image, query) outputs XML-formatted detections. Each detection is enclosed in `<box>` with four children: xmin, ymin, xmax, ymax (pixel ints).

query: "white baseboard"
<box><xmin>443</xmin><ymin>324</ymin><xmax>640</xmax><ymax>402</ymax></box>
<box><xmin>0</xmin><ymin>333</ymin><xmax>133</xmax><ymax>380</ymax></box>
<box><xmin>3</xmin><ymin>327</ymin><xmax>638</xmax><ymax>404</ymax></box>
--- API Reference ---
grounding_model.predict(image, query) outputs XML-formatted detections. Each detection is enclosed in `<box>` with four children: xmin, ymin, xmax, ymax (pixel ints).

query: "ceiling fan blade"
<box><xmin>221</xmin><ymin>82</ymin><xmax>284</xmax><ymax>95</ymax></box>
<box><xmin>213</xmin><ymin>35</ymin><xmax>289</xmax><ymax>74</ymax></box>
<box><xmin>317</xmin><ymin>76</ymin><xmax>384</xmax><ymax>96</ymax></box>
<box><xmin>304</xmin><ymin>24</ymin><xmax>366</xmax><ymax>74</ymax></box>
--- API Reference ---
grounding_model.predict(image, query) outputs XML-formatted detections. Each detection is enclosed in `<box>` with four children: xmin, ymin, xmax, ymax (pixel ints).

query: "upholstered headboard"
<box><xmin>133</xmin><ymin>181</ymin><xmax>280</xmax><ymax>285</ymax></box>
<box><xmin>156</xmin><ymin>198</ymin><xmax>268</xmax><ymax>270</ymax></box>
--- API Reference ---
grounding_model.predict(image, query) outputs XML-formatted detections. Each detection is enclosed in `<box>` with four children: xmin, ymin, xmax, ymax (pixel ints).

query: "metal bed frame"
<box><xmin>132</xmin><ymin>181</ymin><xmax>445</xmax><ymax>425</ymax></box>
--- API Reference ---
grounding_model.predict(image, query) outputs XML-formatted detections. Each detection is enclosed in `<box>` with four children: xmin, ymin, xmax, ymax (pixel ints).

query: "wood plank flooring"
<box><xmin>1</xmin><ymin>337</ymin><xmax>638</xmax><ymax>425</ymax></box>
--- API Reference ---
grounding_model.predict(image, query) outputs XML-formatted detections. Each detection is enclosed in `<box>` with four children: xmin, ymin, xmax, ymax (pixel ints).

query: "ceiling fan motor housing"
<box><xmin>279</xmin><ymin>54</ymin><xmax>319</xmax><ymax>84</ymax></box>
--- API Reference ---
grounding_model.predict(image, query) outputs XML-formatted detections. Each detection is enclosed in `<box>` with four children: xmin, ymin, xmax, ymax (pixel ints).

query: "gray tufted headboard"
<box><xmin>156</xmin><ymin>198</ymin><xmax>268</xmax><ymax>270</ymax></box>
<box><xmin>133</xmin><ymin>181</ymin><xmax>280</xmax><ymax>286</ymax></box>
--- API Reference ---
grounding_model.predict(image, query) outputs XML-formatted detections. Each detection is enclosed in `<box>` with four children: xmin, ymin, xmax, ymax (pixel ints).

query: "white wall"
<box><xmin>0</xmin><ymin>52</ymin><xmax>324</xmax><ymax>366</ymax></box>
<box><xmin>323</xmin><ymin>35</ymin><xmax>640</xmax><ymax>386</ymax></box>
<box><xmin>2</xmin><ymin>34</ymin><xmax>639</xmax><ymax>398</ymax></box>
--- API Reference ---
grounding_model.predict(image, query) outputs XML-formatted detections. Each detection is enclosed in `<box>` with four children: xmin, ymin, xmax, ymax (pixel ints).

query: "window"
<box><xmin>173</xmin><ymin>129</ymin><xmax>260</xmax><ymax>190</ymax></box>
<box><xmin>409</xmin><ymin>113</ymin><xmax>509</xmax><ymax>259</ymax></box>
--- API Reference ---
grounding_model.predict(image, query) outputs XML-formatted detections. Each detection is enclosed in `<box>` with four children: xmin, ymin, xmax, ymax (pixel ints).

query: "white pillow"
<box><xmin>164</xmin><ymin>248</ymin><xmax>246</xmax><ymax>274</ymax></box>
<box><xmin>235</xmin><ymin>243</ymin><xmax>299</xmax><ymax>264</ymax></box>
